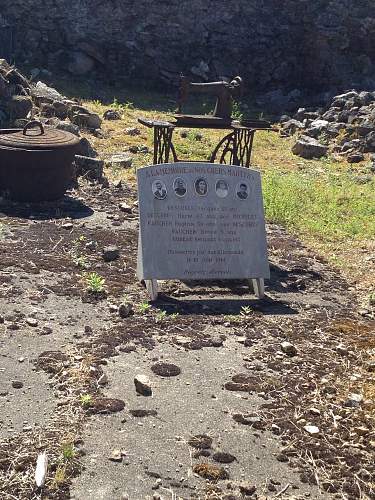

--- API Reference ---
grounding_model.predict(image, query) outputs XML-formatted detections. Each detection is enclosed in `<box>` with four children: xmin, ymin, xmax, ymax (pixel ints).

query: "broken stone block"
<box><xmin>134</xmin><ymin>374</ymin><xmax>152</xmax><ymax>396</ymax></box>
<box><xmin>107</xmin><ymin>153</ymin><xmax>133</xmax><ymax>169</ymax></box>
<box><xmin>74</xmin><ymin>155</ymin><xmax>104</xmax><ymax>181</ymax></box>
<box><xmin>292</xmin><ymin>135</ymin><xmax>328</xmax><ymax>159</ymax></box>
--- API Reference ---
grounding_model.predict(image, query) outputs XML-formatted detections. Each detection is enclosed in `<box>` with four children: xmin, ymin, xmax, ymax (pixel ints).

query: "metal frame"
<box><xmin>139</xmin><ymin>118</ymin><xmax>258</xmax><ymax>168</ymax></box>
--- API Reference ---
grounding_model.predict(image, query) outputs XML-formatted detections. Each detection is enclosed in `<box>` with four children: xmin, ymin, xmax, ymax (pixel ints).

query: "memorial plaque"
<box><xmin>137</xmin><ymin>162</ymin><xmax>270</xmax><ymax>297</ymax></box>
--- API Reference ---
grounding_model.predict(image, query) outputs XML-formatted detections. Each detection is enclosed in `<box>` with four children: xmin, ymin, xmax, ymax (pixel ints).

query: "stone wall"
<box><xmin>1</xmin><ymin>0</ymin><xmax>375</xmax><ymax>92</ymax></box>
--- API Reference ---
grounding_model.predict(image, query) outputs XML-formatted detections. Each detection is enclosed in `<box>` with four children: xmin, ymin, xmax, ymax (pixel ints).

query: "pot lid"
<box><xmin>0</xmin><ymin>121</ymin><xmax>80</xmax><ymax>150</ymax></box>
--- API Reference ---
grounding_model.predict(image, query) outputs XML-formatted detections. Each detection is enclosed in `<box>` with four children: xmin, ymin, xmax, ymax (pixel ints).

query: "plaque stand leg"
<box><xmin>145</xmin><ymin>279</ymin><xmax>159</xmax><ymax>301</ymax></box>
<box><xmin>249</xmin><ymin>278</ymin><xmax>265</xmax><ymax>299</ymax></box>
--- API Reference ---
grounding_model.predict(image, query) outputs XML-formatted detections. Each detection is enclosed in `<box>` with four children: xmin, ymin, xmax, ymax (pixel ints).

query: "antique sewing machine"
<box><xmin>175</xmin><ymin>75</ymin><xmax>243</xmax><ymax>127</ymax></box>
<box><xmin>138</xmin><ymin>73</ymin><xmax>274</xmax><ymax>167</ymax></box>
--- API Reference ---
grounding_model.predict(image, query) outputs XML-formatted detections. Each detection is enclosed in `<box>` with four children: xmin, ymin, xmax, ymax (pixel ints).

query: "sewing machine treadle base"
<box><xmin>138</xmin><ymin>116</ymin><xmax>272</xmax><ymax>168</ymax></box>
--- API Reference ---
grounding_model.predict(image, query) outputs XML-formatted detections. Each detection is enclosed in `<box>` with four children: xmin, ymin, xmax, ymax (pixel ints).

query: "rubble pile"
<box><xmin>282</xmin><ymin>89</ymin><xmax>375</xmax><ymax>163</ymax></box>
<box><xmin>0</xmin><ymin>59</ymin><xmax>104</xmax><ymax>183</ymax></box>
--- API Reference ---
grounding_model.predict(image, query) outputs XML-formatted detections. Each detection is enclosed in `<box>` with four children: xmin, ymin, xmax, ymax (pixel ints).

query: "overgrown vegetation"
<box><xmin>262</xmin><ymin>169</ymin><xmax>375</xmax><ymax>241</ymax></box>
<box><xmin>72</xmin><ymin>86</ymin><xmax>373</xmax><ymax>294</ymax></box>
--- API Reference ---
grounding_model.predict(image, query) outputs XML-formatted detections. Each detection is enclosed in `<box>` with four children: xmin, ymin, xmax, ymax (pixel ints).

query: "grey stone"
<box><xmin>8</xmin><ymin>96</ymin><xmax>32</xmax><ymax>120</ymax></box>
<box><xmin>102</xmin><ymin>246</ymin><xmax>120</xmax><ymax>262</ymax></box>
<box><xmin>107</xmin><ymin>153</ymin><xmax>133</xmax><ymax>169</ymax></box>
<box><xmin>305</xmin><ymin>119</ymin><xmax>329</xmax><ymax>137</ymax></box>
<box><xmin>322</xmin><ymin>107</ymin><xmax>341</xmax><ymax>122</ymax></box>
<box><xmin>75</xmin><ymin>156</ymin><xmax>103</xmax><ymax>181</ymax></box>
<box><xmin>281</xmin><ymin>341</ymin><xmax>298</xmax><ymax>356</ymax></box>
<box><xmin>347</xmin><ymin>153</ymin><xmax>364</xmax><ymax>163</ymax></box>
<box><xmin>103</xmin><ymin>109</ymin><xmax>121</xmax><ymax>120</ymax></box>
<box><xmin>32</xmin><ymin>81</ymin><xmax>65</xmax><ymax>102</ymax></box>
<box><xmin>56</xmin><ymin>121</ymin><xmax>80</xmax><ymax>136</ymax></box>
<box><xmin>119</xmin><ymin>202</ymin><xmax>132</xmax><ymax>213</ymax></box>
<box><xmin>40</xmin><ymin>103</ymin><xmax>55</xmax><ymax>118</ymax></box>
<box><xmin>344</xmin><ymin>393</ymin><xmax>363</xmax><ymax>407</ymax></box>
<box><xmin>12</xmin><ymin>380</ymin><xmax>24</xmax><ymax>389</ymax></box>
<box><xmin>76</xmin><ymin>137</ymin><xmax>97</xmax><ymax>158</ymax></box>
<box><xmin>72</xmin><ymin>112</ymin><xmax>102</xmax><ymax>130</ymax></box>
<box><xmin>282</xmin><ymin>119</ymin><xmax>304</xmax><ymax>135</ymax></box>
<box><xmin>108</xmin><ymin>449</ymin><xmax>123</xmax><ymax>462</ymax></box>
<box><xmin>40</xmin><ymin>326</ymin><xmax>53</xmax><ymax>335</ymax></box>
<box><xmin>134</xmin><ymin>374</ymin><xmax>152</xmax><ymax>396</ymax></box>
<box><xmin>26</xmin><ymin>317</ymin><xmax>38</xmax><ymax>327</ymax></box>
<box><xmin>356</xmin><ymin>121</ymin><xmax>374</xmax><ymax>137</ymax></box>
<box><xmin>53</xmin><ymin>101</ymin><xmax>68</xmax><ymax>119</ymax></box>
<box><xmin>292</xmin><ymin>135</ymin><xmax>328</xmax><ymax>159</ymax></box>
<box><xmin>118</xmin><ymin>303</ymin><xmax>133</xmax><ymax>318</ymax></box>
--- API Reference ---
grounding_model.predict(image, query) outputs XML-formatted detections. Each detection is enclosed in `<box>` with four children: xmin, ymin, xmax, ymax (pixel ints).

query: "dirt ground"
<box><xmin>0</xmin><ymin>180</ymin><xmax>374</xmax><ymax>500</ymax></box>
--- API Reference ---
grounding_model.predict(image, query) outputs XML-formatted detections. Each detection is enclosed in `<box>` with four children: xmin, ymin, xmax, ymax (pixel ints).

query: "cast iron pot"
<box><xmin>0</xmin><ymin>120</ymin><xmax>80</xmax><ymax>202</ymax></box>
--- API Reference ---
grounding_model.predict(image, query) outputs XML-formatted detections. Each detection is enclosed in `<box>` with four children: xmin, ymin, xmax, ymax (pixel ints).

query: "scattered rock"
<box><xmin>108</xmin><ymin>449</ymin><xmax>123</xmax><ymax>462</ymax></box>
<box><xmin>107</xmin><ymin>153</ymin><xmax>133</xmax><ymax>169</ymax></box>
<box><xmin>151</xmin><ymin>478</ymin><xmax>162</xmax><ymax>490</ymax></box>
<box><xmin>39</xmin><ymin>326</ymin><xmax>53</xmax><ymax>336</ymax></box>
<box><xmin>103</xmin><ymin>109</ymin><xmax>121</xmax><ymax>120</ymax></box>
<box><xmin>281</xmin><ymin>341</ymin><xmax>298</xmax><ymax>356</ymax></box>
<box><xmin>75</xmin><ymin>155</ymin><xmax>104</xmax><ymax>182</ymax></box>
<box><xmin>56</xmin><ymin>121</ymin><xmax>80</xmax><ymax>136</ymax></box>
<box><xmin>71</xmin><ymin>111</ymin><xmax>102</xmax><ymax>130</ymax></box>
<box><xmin>76</xmin><ymin>137</ymin><xmax>97</xmax><ymax>158</ymax></box>
<box><xmin>134</xmin><ymin>374</ymin><xmax>152</xmax><ymax>396</ymax></box>
<box><xmin>119</xmin><ymin>202</ymin><xmax>132</xmax><ymax>213</ymax></box>
<box><xmin>238</xmin><ymin>483</ymin><xmax>257</xmax><ymax>496</ymax></box>
<box><xmin>12</xmin><ymin>380</ymin><xmax>24</xmax><ymax>389</ymax></box>
<box><xmin>232</xmin><ymin>414</ymin><xmax>264</xmax><ymax>429</ymax></box>
<box><xmin>118</xmin><ymin>303</ymin><xmax>133</xmax><ymax>318</ymax></box>
<box><xmin>304</xmin><ymin>425</ymin><xmax>320</xmax><ymax>435</ymax></box>
<box><xmin>347</xmin><ymin>153</ymin><xmax>364</xmax><ymax>163</ymax></box>
<box><xmin>292</xmin><ymin>135</ymin><xmax>328</xmax><ymax>159</ymax></box>
<box><xmin>151</xmin><ymin>362</ymin><xmax>181</xmax><ymax>377</ymax></box>
<box><xmin>343</xmin><ymin>393</ymin><xmax>363</xmax><ymax>408</ymax></box>
<box><xmin>26</xmin><ymin>317</ymin><xmax>38</xmax><ymax>327</ymax></box>
<box><xmin>102</xmin><ymin>245</ymin><xmax>120</xmax><ymax>262</ymax></box>
<box><xmin>124</xmin><ymin>127</ymin><xmax>140</xmax><ymax>136</ymax></box>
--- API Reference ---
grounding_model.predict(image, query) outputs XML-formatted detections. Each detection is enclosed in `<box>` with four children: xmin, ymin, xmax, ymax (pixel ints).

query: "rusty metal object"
<box><xmin>176</xmin><ymin>75</ymin><xmax>243</xmax><ymax>122</ymax></box>
<box><xmin>138</xmin><ymin>116</ymin><xmax>275</xmax><ymax>167</ymax></box>
<box><xmin>0</xmin><ymin>120</ymin><xmax>80</xmax><ymax>201</ymax></box>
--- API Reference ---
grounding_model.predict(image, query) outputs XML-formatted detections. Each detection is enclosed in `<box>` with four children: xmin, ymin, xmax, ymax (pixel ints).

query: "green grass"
<box><xmin>262</xmin><ymin>170</ymin><xmax>375</xmax><ymax>242</ymax></box>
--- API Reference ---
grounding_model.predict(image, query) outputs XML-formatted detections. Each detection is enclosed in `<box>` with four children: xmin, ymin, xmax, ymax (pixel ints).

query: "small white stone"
<box><xmin>304</xmin><ymin>425</ymin><xmax>320</xmax><ymax>434</ymax></box>
<box><xmin>26</xmin><ymin>317</ymin><xmax>38</xmax><ymax>327</ymax></box>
